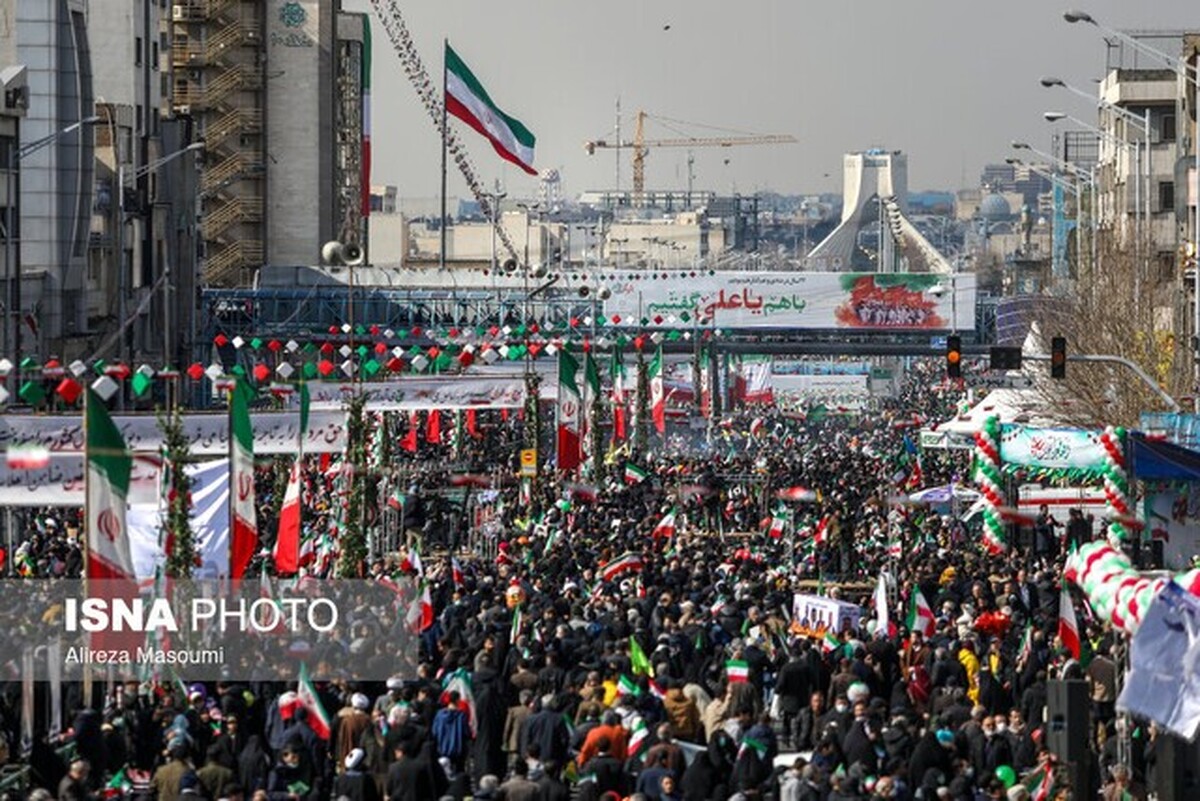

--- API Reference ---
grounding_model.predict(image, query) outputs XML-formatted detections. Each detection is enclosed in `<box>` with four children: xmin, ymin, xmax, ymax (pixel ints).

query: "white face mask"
<box><xmin>835</xmin><ymin>702</ymin><xmax>849</xmax><ymax>713</ymax></box>
<box><xmin>996</xmin><ymin>722</ymin><xmax>1008</xmax><ymax>733</ymax></box>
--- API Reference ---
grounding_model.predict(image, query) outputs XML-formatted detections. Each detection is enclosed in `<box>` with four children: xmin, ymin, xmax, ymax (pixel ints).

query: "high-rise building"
<box><xmin>171</xmin><ymin>0</ymin><xmax>369</xmax><ymax>285</ymax></box>
<box><xmin>0</xmin><ymin>0</ymin><xmax>95</xmax><ymax>361</ymax></box>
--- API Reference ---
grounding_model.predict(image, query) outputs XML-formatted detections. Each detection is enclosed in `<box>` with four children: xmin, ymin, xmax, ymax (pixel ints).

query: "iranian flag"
<box><xmin>1058</xmin><ymin>587</ymin><xmax>1081</xmax><ymax>660</ymax></box>
<box><xmin>874</xmin><ymin>573</ymin><xmax>894</xmax><ymax>637</ymax></box>
<box><xmin>611</xmin><ymin>348</ymin><xmax>627</xmax><ymax>441</ymax></box>
<box><xmin>814</xmin><ymin>514</ymin><xmax>831</xmax><ymax>546</ymax></box>
<box><xmin>445</xmin><ymin>43</ymin><xmax>536</xmax><ymax>175</ymax></box>
<box><xmin>651</xmin><ymin>509</ymin><xmax>677</xmax><ymax>539</ymax></box>
<box><xmin>725</xmin><ymin>659</ymin><xmax>750</xmax><ymax>683</ymax></box>
<box><xmin>85</xmin><ymin>390</ymin><xmax>135</xmax><ymax>581</ymax></box>
<box><xmin>906</xmin><ymin>587</ymin><xmax>936</xmax><ymax>637</ymax></box>
<box><xmin>406</xmin><ymin>581</ymin><xmax>434</xmax><ymax>633</ymax></box>
<box><xmin>767</xmin><ymin>507</ymin><xmax>788</xmax><ymax>539</ymax></box>
<box><xmin>649</xmin><ymin>346</ymin><xmax>666</xmax><ymax>434</ymax></box>
<box><xmin>297</xmin><ymin>663</ymin><xmax>332</xmax><ymax>740</ymax></box>
<box><xmin>601</xmin><ymin>552</ymin><xmax>643</xmax><ymax>582</ymax></box>
<box><xmin>822</xmin><ymin>632</ymin><xmax>841</xmax><ymax>654</ymax></box>
<box><xmin>6</xmin><ymin>442</ymin><xmax>50</xmax><ymax>470</ymax></box>
<box><xmin>1016</xmin><ymin>622</ymin><xmax>1033</xmax><ymax>667</ymax></box>
<box><xmin>229</xmin><ymin>381</ymin><xmax>257</xmax><ymax>579</ymax></box>
<box><xmin>272</xmin><ymin>459</ymin><xmax>302</xmax><ymax>575</ymax></box>
<box><xmin>583</xmin><ymin>351</ymin><xmax>601</xmax><ymax>460</ymax></box>
<box><xmin>556</xmin><ymin>350</ymin><xmax>582</xmax><ymax>472</ymax></box>
<box><xmin>617</xmin><ymin>673</ymin><xmax>641</xmax><ymax>697</ymax></box>
<box><xmin>625</xmin><ymin>462</ymin><xmax>648</xmax><ymax>484</ymax></box>
<box><xmin>628</xmin><ymin>716</ymin><xmax>650</xmax><ymax>756</ymax></box>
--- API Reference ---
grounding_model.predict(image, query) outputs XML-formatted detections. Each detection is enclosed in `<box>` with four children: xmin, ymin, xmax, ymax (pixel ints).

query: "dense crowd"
<box><xmin>0</xmin><ymin>361</ymin><xmax>1165</xmax><ymax>801</ymax></box>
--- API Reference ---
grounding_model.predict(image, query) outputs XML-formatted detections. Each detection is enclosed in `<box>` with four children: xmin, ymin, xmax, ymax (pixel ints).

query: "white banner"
<box><xmin>127</xmin><ymin>459</ymin><xmax>230</xmax><ymax>579</ymax></box>
<box><xmin>605</xmin><ymin>271</ymin><xmax>976</xmax><ymax>331</ymax></box>
<box><xmin>0</xmin><ymin>454</ymin><xmax>163</xmax><ymax>508</ymax></box>
<box><xmin>0</xmin><ymin>411</ymin><xmax>347</xmax><ymax>455</ymax></box>
<box><xmin>792</xmin><ymin>593</ymin><xmax>863</xmax><ymax>634</ymax></box>
<box><xmin>773</xmin><ymin>374</ymin><xmax>870</xmax><ymax>409</ymax></box>
<box><xmin>305</xmin><ymin>376</ymin><xmax>532</xmax><ymax>410</ymax></box>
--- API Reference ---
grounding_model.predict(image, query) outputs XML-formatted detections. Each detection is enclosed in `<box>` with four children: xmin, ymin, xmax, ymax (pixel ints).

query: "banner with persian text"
<box><xmin>999</xmin><ymin>424</ymin><xmax>1106</xmax><ymax>475</ymax></box>
<box><xmin>604</xmin><ymin>271</ymin><xmax>976</xmax><ymax>330</ymax></box>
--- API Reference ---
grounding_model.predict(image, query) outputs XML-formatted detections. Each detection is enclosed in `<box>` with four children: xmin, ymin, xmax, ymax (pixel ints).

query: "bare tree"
<box><xmin>1026</xmin><ymin>235</ymin><xmax>1186</xmax><ymax>428</ymax></box>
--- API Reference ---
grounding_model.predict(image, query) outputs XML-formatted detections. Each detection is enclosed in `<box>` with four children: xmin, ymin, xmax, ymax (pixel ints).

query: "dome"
<box><xmin>979</xmin><ymin>193</ymin><xmax>1012</xmax><ymax>222</ymax></box>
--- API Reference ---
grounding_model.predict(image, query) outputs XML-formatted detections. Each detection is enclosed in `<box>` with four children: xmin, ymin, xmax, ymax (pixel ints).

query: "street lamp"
<box><xmin>1064</xmin><ymin>8</ymin><xmax>1200</xmax><ymax>404</ymax></box>
<box><xmin>4</xmin><ymin>115</ymin><xmax>100</xmax><ymax>383</ymax></box>
<box><xmin>1041</xmin><ymin>76</ymin><xmax>1151</xmax><ymax>255</ymax></box>
<box><xmin>116</xmin><ymin>141</ymin><xmax>204</xmax><ymax>374</ymax></box>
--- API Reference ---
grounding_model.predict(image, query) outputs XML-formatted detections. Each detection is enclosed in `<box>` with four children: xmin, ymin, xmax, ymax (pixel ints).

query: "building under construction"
<box><xmin>171</xmin><ymin>0</ymin><xmax>369</xmax><ymax>286</ymax></box>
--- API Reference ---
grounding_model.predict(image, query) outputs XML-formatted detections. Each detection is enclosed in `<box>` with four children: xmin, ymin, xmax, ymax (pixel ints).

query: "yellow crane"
<box><xmin>584</xmin><ymin>109</ymin><xmax>797</xmax><ymax>196</ymax></box>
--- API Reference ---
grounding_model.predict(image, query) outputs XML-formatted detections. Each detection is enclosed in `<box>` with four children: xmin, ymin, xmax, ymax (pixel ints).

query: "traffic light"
<box><xmin>946</xmin><ymin>335</ymin><xmax>962</xmax><ymax>379</ymax></box>
<box><xmin>990</xmin><ymin>346</ymin><xmax>1023</xmax><ymax>371</ymax></box>
<box><xmin>1051</xmin><ymin>336</ymin><xmax>1067</xmax><ymax>379</ymax></box>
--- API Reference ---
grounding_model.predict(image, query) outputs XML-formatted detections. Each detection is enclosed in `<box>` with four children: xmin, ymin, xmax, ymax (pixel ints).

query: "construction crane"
<box><xmin>584</xmin><ymin>110</ymin><xmax>797</xmax><ymax>197</ymax></box>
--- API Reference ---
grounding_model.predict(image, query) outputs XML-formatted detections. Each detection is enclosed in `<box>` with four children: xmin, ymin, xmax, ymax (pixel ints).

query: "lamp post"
<box><xmin>4</xmin><ymin>115</ymin><xmax>99</xmax><ymax>386</ymax></box>
<box><xmin>1042</xmin><ymin>77</ymin><xmax>1151</xmax><ymax>268</ymax></box>
<box><xmin>484</xmin><ymin>187</ymin><xmax>506</xmax><ymax>274</ymax></box>
<box><xmin>116</xmin><ymin>141</ymin><xmax>204</xmax><ymax>384</ymax></box>
<box><xmin>1064</xmin><ymin>8</ymin><xmax>1200</xmax><ymax>405</ymax></box>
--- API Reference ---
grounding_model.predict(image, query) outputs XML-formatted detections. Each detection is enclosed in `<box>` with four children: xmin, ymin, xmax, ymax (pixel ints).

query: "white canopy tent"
<box><xmin>920</xmin><ymin>388</ymin><xmax>1062</xmax><ymax>450</ymax></box>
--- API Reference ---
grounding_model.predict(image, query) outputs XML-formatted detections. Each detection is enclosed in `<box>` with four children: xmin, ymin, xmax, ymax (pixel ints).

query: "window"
<box><xmin>135</xmin><ymin>37</ymin><xmax>142</xmax><ymax>66</ymax></box>
<box><xmin>152</xmin><ymin>42</ymin><xmax>158</xmax><ymax>70</ymax></box>
<box><xmin>1159</xmin><ymin>181</ymin><xmax>1175</xmax><ymax>213</ymax></box>
<box><xmin>1161</xmin><ymin>113</ymin><xmax>1176</xmax><ymax>144</ymax></box>
<box><xmin>135</xmin><ymin>104</ymin><xmax>143</xmax><ymax>135</ymax></box>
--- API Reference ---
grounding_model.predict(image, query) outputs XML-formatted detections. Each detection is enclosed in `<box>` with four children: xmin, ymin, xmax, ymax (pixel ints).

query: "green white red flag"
<box><xmin>649</xmin><ymin>346</ymin><xmax>665</xmax><ymax>434</ymax></box>
<box><xmin>767</xmin><ymin>507</ymin><xmax>788</xmax><ymax>539</ymax></box>
<box><xmin>624</xmin><ymin>462</ymin><xmax>648</xmax><ymax>484</ymax></box>
<box><xmin>273</xmin><ymin>460</ymin><xmax>302</xmax><ymax>575</ymax></box>
<box><xmin>297</xmin><ymin>663</ymin><xmax>332</xmax><ymax>740</ymax></box>
<box><xmin>444</xmin><ymin>43</ymin><xmax>536</xmax><ymax>175</ymax></box>
<box><xmin>583</xmin><ymin>350</ymin><xmax>601</xmax><ymax>461</ymax></box>
<box><xmin>1058</xmin><ymin>587</ymin><xmax>1081</xmax><ymax>659</ymax></box>
<box><xmin>651</xmin><ymin>509</ymin><xmax>677</xmax><ymax>539</ymax></box>
<box><xmin>725</xmin><ymin>659</ymin><xmax>750</xmax><ymax>683</ymax></box>
<box><xmin>556</xmin><ymin>350</ymin><xmax>582</xmax><ymax>471</ymax></box>
<box><xmin>85</xmin><ymin>390</ymin><xmax>135</xmax><ymax>581</ymax></box>
<box><xmin>229</xmin><ymin>380</ymin><xmax>257</xmax><ymax>579</ymax></box>
<box><xmin>906</xmin><ymin>587</ymin><xmax>936</xmax><ymax>637</ymax></box>
<box><xmin>611</xmin><ymin>348</ymin><xmax>627</xmax><ymax>441</ymax></box>
<box><xmin>601</xmin><ymin>552</ymin><xmax>643</xmax><ymax>582</ymax></box>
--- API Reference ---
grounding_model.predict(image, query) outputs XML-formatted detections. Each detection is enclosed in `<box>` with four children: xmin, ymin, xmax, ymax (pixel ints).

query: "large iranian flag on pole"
<box><xmin>649</xmin><ymin>346</ymin><xmax>666</xmax><ymax>434</ymax></box>
<box><xmin>229</xmin><ymin>381</ymin><xmax>257</xmax><ymax>579</ymax></box>
<box><xmin>86</xmin><ymin>390</ymin><xmax>135</xmax><ymax>581</ymax></box>
<box><xmin>273</xmin><ymin>384</ymin><xmax>308</xmax><ymax>575</ymax></box>
<box><xmin>445</xmin><ymin>43</ymin><xmax>536</xmax><ymax>175</ymax></box>
<box><xmin>611</xmin><ymin>347</ymin><xmax>627</xmax><ymax>442</ymax></box>
<box><xmin>556</xmin><ymin>350</ymin><xmax>582</xmax><ymax>471</ymax></box>
<box><xmin>583</xmin><ymin>350</ymin><xmax>601</xmax><ymax>459</ymax></box>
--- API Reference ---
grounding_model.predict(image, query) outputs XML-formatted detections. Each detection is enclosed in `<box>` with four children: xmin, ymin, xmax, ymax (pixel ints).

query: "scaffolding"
<box><xmin>172</xmin><ymin>0</ymin><xmax>266</xmax><ymax>286</ymax></box>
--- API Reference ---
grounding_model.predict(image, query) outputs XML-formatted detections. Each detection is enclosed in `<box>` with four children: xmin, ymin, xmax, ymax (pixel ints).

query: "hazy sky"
<box><xmin>344</xmin><ymin>1</ymin><xmax>1196</xmax><ymax>200</ymax></box>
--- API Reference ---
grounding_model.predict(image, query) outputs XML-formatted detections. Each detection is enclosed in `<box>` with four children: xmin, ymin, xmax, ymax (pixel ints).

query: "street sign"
<box><xmin>965</xmin><ymin>373</ymin><xmax>1034</xmax><ymax>390</ymax></box>
<box><xmin>519</xmin><ymin>448</ymin><xmax>537</xmax><ymax>476</ymax></box>
<box><xmin>929</xmin><ymin>336</ymin><xmax>948</xmax><ymax>350</ymax></box>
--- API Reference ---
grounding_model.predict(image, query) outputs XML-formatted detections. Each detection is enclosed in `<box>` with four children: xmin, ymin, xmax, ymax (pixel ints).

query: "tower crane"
<box><xmin>583</xmin><ymin>110</ymin><xmax>797</xmax><ymax>198</ymax></box>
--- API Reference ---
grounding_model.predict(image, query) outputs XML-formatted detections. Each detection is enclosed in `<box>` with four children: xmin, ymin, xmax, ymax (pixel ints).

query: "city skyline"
<box><xmin>345</xmin><ymin>0</ymin><xmax>1197</xmax><ymax>201</ymax></box>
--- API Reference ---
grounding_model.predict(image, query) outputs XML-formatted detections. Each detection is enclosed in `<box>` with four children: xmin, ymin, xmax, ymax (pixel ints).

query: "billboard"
<box><xmin>604</xmin><ymin>271</ymin><xmax>976</xmax><ymax>331</ymax></box>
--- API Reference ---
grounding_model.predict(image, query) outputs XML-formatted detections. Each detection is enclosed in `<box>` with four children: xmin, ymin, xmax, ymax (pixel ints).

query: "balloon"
<box><xmin>995</xmin><ymin>765</ymin><xmax>1016</xmax><ymax>789</ymax></box>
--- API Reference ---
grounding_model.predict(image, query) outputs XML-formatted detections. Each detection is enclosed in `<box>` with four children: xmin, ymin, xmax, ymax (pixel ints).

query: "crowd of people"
<box><xmin>0</xmin><ymin>360</ymin><xmax>1169</xmax><ymax>801</ymax></box>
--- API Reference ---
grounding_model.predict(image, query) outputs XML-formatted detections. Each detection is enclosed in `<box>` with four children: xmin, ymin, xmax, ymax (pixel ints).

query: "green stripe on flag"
<box><xmin>445</xmin><ymin>44</ymin><xmax>535</xmax><ymax>148</ymax></box>
<box><xmin>86</xmin><ymin>390</ymin><xmax>131</xmax><ymax>497</ymax></box>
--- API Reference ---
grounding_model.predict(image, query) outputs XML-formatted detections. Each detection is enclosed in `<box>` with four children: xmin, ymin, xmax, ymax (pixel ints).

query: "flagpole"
<box><xmin>440</xmin><ymin>39</ymin><xmax>449</xmax><ymax>272</ymax></box>
<box><xmin>81</xmin><ymin>390</ymin><xmax>92</xmax><ymax>706</ymax></box>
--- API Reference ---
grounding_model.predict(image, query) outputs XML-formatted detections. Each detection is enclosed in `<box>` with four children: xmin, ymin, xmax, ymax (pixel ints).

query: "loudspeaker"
<box><xmin>1046</xmin><ymin>679</ymin><xmax>1089</xmax><ymax>763</ymax></box>
<box><xmin>1046</xmin><ymin>680</ymin><xmax>1095</xmax><ymax>801</ymax></box>
<box><xmin>1153</xmin><ymin>732</ymin><xmax>1200</xmax><ymax>801</ymax></box>
<box><xmin>321</xmin><ymin>240</ymin><xmax>365</xmax><ymax>266</ymax></box>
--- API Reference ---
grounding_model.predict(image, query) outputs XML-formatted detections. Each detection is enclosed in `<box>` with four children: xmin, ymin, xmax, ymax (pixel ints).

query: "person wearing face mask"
<box><xmin>266</xmin><ymin>739</ymin><xmax>318</xmax><ymax>801</ymax></box>
<box><xmin>981</xmin><ymin>716</ymin><xmax>1013</xmax><ymax>776</ymax></box>
<box><xmin>818</xmin><ymin>694</ymin><xmax>852</xmax><ymax>745</ymax></box>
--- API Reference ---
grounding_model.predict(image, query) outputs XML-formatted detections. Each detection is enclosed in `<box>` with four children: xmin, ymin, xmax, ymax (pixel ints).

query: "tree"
<box><xmin>1027</xmin><ymin>235</ymin><xmax>1186</xmax><ymax>428</ymax></box>
<box><xmin>159</xmin><ymin>408</ymin><xmax>195</xmax><ymax>578</ymax></box>
<box><xmin>337</xmin><ymin>394</ymin><xmax>369</xmax><ymax>577</ymax></box>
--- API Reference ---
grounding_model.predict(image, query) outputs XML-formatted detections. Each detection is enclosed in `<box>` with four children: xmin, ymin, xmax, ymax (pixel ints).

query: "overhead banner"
<box><xmin>605</xmin><ymin>271</ymin><xmax>976</xmax><ymax>331</ymax></box>
<box><xmin>0</xmin><ymin>412</ymin><xmax>347</xmax><ymax>455</ymax></box>
<box><xmin>999</xmin><ymin>424</ymin><xmax>1106</xmax><ymax>475</ymax></box>
<box><xmin>305</xmin><ymin>376</ymin><xmax>535</xmax><ymax>410</ymax></box>
<box><xmin>0</xmin><ymin>455</ymin><xmax>163</xmax><ymax>508</ymax></box>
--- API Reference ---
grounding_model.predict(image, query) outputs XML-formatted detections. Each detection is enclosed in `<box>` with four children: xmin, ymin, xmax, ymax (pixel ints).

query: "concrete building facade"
<box><xmin>0</xmin><ymin>0</ymin><xmax>95</xmax><ymax>362</ymax></box>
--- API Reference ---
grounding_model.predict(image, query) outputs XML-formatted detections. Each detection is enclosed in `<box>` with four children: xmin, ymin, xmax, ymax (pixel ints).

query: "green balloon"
<box><xmin>995</xmin><ymin>765</ymin><xmax>1017</xmax><ymax>789</ymax></box>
